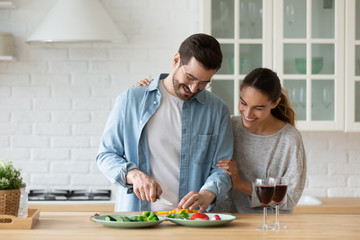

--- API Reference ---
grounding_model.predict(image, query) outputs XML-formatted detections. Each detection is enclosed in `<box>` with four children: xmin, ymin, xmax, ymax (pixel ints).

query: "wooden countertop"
<box><xmin>1</xmin><ymin>211</ymin><xmax>360</xmax><ymax>239</ymax></box>
<box><xmin>294</xmin><ymin>198</ymin><xmax>360</xmax><ymax>214</ymax></box>
<box><xmin>28</xmin><ymin>202</ymin><xmax>115</xmax><ymax>212</ymax></box>
<box><xmin>29</xmin><ymin>198</ymin><xmax>360</xmax><ymax>214</ymax></box>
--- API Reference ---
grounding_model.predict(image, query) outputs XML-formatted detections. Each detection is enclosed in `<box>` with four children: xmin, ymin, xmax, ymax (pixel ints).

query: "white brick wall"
<box><xmin>0</xmin><ymin>0</ymin><xmax>199</xmax><ymax>193</ymax></box>
<box><xmin>1</xmin><ymin>0</ymin><xmax>359</xmax><ymax>198</ymax></box>
<box><xmin>302</xmin><ymin>133</ymin><xmax>360</xmax><ymax>197</ymax></box>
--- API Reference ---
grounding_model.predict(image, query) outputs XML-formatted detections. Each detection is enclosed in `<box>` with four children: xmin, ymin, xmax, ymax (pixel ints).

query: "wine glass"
<box><xmin>322</xmin><ymin>87</ymin><xmax>332</xmax><ymax>108</ymax></box>
<box><xmin>248</xmin><ymin>1</ymin><xmax>257</xmax><ymax>37</ymax></box>
<box><xmin>288</xmin><ymin>86</ymin><xmax>298</xmax><ymax>108</ymax></box>
<box><xmin>272</xmin><ymin>177</ymin><xmax>288</xmax><ymax>229</ymax></box>
<box><xmin>298</xmin><ymin>87</ymin><xmax>306</xmax><ymax>108</ymax></box>
<box><xmin>285</xmin><ymin>3</ymin><xmax>295</xmax><ymax>37</ymax></box>
<box><xmin>255</xmin><ymin>178</ymin><xmax>276</xmax><ymax>231</ymax></box>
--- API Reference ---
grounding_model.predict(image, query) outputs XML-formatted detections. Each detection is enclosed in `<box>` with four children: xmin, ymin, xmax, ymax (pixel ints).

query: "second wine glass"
<box><xmin>272</xmin><ymin>177</ymin><xmax>288</xmax><ymax>229</ymax></box>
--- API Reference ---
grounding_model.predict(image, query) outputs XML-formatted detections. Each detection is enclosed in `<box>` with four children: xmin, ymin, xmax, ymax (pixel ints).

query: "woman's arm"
<box><xmin>216</xmin><ymin>159</ymin><xmax>253</xmax><ymax>196</ymax></box>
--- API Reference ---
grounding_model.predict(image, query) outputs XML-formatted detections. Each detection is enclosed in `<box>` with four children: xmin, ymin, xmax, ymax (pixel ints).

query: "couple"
<box><xmin>96</xmin><ymin>33</ymin><xmax>306</xmax><ymax>213</ymax></box>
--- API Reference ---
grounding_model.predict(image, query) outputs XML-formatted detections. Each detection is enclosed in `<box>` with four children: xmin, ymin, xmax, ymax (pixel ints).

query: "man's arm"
<box><xmin>200</xmin><ymin>106</ymin><xmax>234</xmax><ymax>205</ymax></box>
<box><xmin>177</xmin><ymin>105</ymin><xmax>234</xmax><ymax>212</ymax></box>
<box><xmin>96</xmin><ymin>89</ymin><xmax>163</xmax><ymax>203</ymax></box>
<box><xmin>96</xmin><ymin>92</ymin><xmax>138</xmax><ymax>188</ymax></box>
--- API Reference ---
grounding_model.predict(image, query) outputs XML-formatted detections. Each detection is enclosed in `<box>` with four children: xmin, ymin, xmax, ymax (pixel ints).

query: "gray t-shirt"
<box><xmin>213</xmin><ymin>115</ymin><xmax>306</xmax><ymax>214</ymax></box>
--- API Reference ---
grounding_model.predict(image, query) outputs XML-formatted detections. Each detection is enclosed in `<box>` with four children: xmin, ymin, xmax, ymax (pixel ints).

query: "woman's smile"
<box><xmin>243</xmin><ymin>115</ymin><xmax>256</xmax><ymax>122</ymax></box>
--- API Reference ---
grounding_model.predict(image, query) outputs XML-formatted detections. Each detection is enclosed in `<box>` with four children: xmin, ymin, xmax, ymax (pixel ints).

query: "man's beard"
<box><xmin>172</xmin><ymin>73</ymin><xmax>201</xmax><ymax>101</ymax></box>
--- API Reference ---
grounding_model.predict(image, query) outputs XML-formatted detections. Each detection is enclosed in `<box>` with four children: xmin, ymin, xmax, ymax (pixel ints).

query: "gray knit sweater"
<box><xmin>213</xmin><ymin>115</ymin><xmax>307</xmax><ymax>214</ymax></box>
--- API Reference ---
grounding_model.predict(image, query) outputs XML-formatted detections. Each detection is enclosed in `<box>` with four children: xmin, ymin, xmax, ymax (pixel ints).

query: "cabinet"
<box><xmin>346</xmin><ymin>0</ymin><xmax>360</xmax><ymax>131</ymax></box>
<box><xmin>0</xmin><ymin>32</ymin><xmax>16</xmax><ymax>61</ymax></box>
<box><xmin>274</xmin><ymin>0</ymin><xmax>344</xmax><ymax>131</ymax></box>
<box><xmin>0</xmin><ymin>1</ymin><xmax>16</xmax><ymax>61</ymax></box>
<box><xmin>204</xmin><ymin>0</ymin><xmax>359</xmax><ymax>131</ymax></box>
<box><xmin>203</xmin><ymin>0</ymin><xmax>273</xmax><ymax>114</ymax></box>
<box><xmin>0</xmin><ymin>1</ymin><xmax>16</xmax><ymax>9</ymax></box>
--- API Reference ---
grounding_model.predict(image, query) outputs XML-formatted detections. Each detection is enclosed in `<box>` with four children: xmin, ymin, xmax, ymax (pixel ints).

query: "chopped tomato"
<box><xmin>211</xmin><ymin>214</ymin><xmax>221</xmax><ymax>220</ymax></box>
<box><xmin>190</xmin><ymin>212</ymin><xmax>210</xmax><ymax>220</ymax></box>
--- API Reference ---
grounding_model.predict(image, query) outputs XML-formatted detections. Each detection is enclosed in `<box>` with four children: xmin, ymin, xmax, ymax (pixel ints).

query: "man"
<box><xmin>96</xmin><ymin>33</ymin><xmax>233</xmax><ymax>212</ymax></box>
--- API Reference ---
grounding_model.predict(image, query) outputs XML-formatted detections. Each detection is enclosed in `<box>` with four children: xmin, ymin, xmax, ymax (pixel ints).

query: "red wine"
<box><xmin>273</xmin><ymin>184</ymin><xmax>288</xmax><ymax>205</ymax></box>
<box><xmin>255</xmin><ymin>185</ymin><xmax>275</xmax><ymax>206</ymax></box>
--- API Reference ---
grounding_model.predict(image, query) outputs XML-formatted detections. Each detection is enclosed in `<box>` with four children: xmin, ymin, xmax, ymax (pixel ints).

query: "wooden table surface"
<box><xmin>294</xmin><ymin>198</ymin><xmax>360</xmax><ymax>214</ymax></box>
<box><xmin>28</xmin><ymin>198</ymin><xmax>360</xmax><ymax>213</ymax></box>
<box><xmin>1</xmin><ymin>211</ymin><xmax>360</xmax><ymax>240</ymax></box>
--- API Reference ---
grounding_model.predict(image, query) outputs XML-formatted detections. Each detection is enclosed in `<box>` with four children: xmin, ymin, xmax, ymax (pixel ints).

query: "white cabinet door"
<box><xmin>203</xmin><ymin>0</ymin><xmax>273</xmax><ymax>115</ymax></box>
<box><xmin>203</xmin><ymin>0</ymin><xmax>348</xmax><ymax>131</ymax></box>
<box><xmin>274</xmin><ymin>0</ymin><xmax>345</xmax><ymax>131</ymax></box>
<box><xmin>345</xmin><ymin>0</ymin><xmax>360</xmax><ymax>131</ymax></box>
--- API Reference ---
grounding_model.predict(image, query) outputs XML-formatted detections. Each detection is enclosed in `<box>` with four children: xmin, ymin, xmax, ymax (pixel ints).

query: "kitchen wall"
<box><xmin>0</xmin><ymin>0</ymin><xmax>359</xmax><ymax>198</ymax></box>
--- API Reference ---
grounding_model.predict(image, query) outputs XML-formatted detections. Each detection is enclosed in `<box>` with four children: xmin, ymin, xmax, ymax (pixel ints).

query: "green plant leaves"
<box><xmin>0</xmin><ymin>159</ymin><xmax>26</xmax><ymax>190</ymax></box>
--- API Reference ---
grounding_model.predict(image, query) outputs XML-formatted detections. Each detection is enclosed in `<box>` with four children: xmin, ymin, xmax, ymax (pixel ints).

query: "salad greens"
<box><xmin>104</xmin><ymin>211</ymin><xmax>159</xmax><ymax>222</ymax></box>
<box><xmin>167</xmin><ymin>209</ymin><xmax>190</xmax><ymax>220</ymax></box>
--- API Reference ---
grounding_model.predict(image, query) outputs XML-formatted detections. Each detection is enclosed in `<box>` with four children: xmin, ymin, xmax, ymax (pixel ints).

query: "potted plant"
<box><xmin>0</xmin><ymin>159</ymin><xmax>26</xmax><ymax>216</ymax></box>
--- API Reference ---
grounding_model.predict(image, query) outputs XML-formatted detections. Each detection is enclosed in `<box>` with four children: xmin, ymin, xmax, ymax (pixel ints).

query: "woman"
<box><xmin>215</xmin><ymin>67</ymin><xmax>306</xmax><ymax>213</ymax></box>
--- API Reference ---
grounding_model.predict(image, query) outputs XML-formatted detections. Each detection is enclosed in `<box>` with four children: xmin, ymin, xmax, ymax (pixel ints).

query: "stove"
<box><xmin>28</xmin><ymin>189</ymin><xmax>111</xmax><ymax>201</ymax></box>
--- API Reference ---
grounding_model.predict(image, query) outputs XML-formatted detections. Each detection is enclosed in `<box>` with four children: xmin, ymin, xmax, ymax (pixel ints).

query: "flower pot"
<box><xmin>0</xmin><ymin>189</ymin><xmax>20</xmax><ymax>217</ymax></box>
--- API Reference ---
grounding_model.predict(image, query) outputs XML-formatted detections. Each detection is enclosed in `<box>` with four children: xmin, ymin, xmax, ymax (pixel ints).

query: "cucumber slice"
<box><xmin>104</xmin><ymin>215</ymin><xmax>117</xmax><ymax>221</ymax></box>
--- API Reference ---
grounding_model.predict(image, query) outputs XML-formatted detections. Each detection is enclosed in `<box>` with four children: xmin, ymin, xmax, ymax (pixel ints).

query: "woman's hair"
<box><xmin>178</xmin><ymin>33</ymin><xmax>222</xmax><ymax>71</ymax></box>
<box><xmin>241</xmin><ymin>68</ymin><xmax>296</xmax><ymax>126</ymax></box>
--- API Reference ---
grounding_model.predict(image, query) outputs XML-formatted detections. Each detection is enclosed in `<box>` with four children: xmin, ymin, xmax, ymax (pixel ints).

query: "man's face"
<box><xmin>172</xmin><ymin>57</ymin><xmax>216</xmax><ymax>101</ymax></box>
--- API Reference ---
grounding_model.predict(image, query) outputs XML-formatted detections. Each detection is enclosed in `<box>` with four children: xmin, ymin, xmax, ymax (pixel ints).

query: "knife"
<box><xmin>157</xmin><ymin>196</ymin><xmax>173</xmax><ymax>206</ymax></box>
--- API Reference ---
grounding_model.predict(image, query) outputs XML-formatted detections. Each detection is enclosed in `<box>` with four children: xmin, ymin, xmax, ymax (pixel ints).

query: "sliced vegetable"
<box><xmin>116</xmin><ymin>216</ymin><xmax>132</xmax><ymax>222</ymax></box>
<box><xmin>137</xmin><ymin>216</ymin><xmax>144</xmax><ymax>222</ymax></box>
<box><xmin>211</xmin><ymin>214</ymin><xmax>221</xmax><ymax>220</ymax></box>
<box><xmin>104</xmin><ymin>215</ymin><xmax>116</xmax><ymax>221</ymax></box>
<box><xmin>141</xmin><ymin>211</ymin><xmax>151</xmax><ymax>218</ymax></box>
<box><xmin>129</xmin><ymin>216</ymin><xmax>139</xmax><ymax>222</ymax></box>
<box><xmin>156</xmin><ymin>211</ymin><xmax>169</xmax><ymax>215</ymax></box>
<box><xmin>146</xmin><ymin>211</ymin><xmax>159</xmax><ymax>222</ymax></box>
<box><xmin>158</xmin><ymin>208</ymin><xmax>199</xmax><ymax>215</ymax></box>
<box><xmin>104</xmin><ymin>211</ymin><xmax>159</xmax><ymax>222</ymax></box>
<box><xmin>190</xmin><ymin>212</ymin><xmax>210</xmax><ymax>221</ymax></box>
<box><xmin>167</xmin><ymin>209</ymin><xmax>190</xmax><ymax>220</ymax></box>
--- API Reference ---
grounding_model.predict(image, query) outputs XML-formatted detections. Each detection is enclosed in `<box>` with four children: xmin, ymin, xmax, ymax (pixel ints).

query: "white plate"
<box><xmin>92</xmin><ymin>214</ymin><xmax>165</xmax><ymax>228</ymax></box>
<box><xmin>167</xmin><ymin>213</ymin><xmax>236</xmax><ymax>227</ymax></box>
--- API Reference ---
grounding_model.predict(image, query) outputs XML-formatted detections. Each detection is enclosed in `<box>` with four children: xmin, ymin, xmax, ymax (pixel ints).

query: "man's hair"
<box><xmin>178</xmin><ymin>33</ymin><xmax>222</xmax><ymax>71</ymax></box>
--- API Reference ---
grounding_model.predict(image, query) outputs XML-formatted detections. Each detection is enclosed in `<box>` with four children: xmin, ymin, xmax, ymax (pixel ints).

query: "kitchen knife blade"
<box><xmin>157</xmin><ymin>196</ymin><xmax>173</xmax><ymax>206</ymax></box>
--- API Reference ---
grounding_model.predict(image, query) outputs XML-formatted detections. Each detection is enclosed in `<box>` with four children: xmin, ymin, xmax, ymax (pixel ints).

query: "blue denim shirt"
<box><xmin>96</xmin><ymin>74</ymin><xmax>234</xmax><ymax>212</ymax></box>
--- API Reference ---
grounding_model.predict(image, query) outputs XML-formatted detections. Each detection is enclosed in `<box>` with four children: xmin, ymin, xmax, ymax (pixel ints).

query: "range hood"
<box><xmin>26</xmin><ymin>0</ymin><xmax>125</xmax><ymax>44</ymax></box>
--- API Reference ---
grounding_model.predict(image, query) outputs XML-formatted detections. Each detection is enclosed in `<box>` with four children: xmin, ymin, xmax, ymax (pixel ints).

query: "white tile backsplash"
<box><xmin>1</xmin><ymin>0</ymin><xmax>359</xmax><ymax>198</ymax></box>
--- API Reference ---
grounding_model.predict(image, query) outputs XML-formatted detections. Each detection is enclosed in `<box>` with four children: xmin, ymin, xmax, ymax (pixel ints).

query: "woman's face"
<box><xmin>238</xmin><ymin>86</ymin><xmax>279</xmax><ymax>129</ymax></box>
